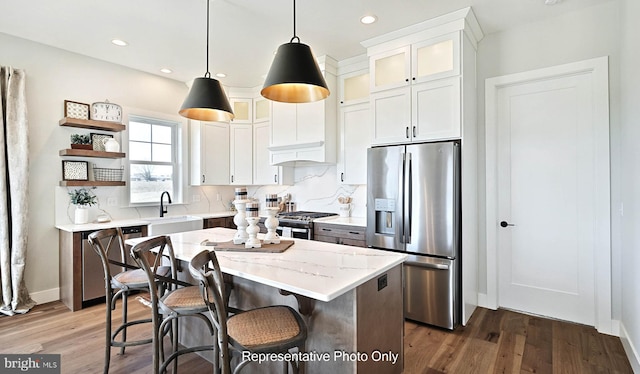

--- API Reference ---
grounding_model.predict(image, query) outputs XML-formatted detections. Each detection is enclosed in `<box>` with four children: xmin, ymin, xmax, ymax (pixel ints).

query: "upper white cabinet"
<box><xmin>336</xmin><ymin>55</ymin><xmax>371</xmax><ymax>184</ymax></box>
<box><xmin>253</xmin><ymin>97</ymin><xmax>271</xmax><ymax>123</ymax></box>
<box><xmin>253</xmin><ymin>122</ymin><xmax>293</xmax><ymax>185</ymax></box>
<box><xmin>337</xmin><ymin>103</ymin><xmax>370</xmax><ymax>184</ymax></box>
<box><xmin>230</xmin><ymin>124</ymin><xmax>252</xmax><ymax>185</ymax></box>
<box><xmin>229</xmin><ymin>97</ymin><xmax>253</xmax><ymax>124</ymax></box>
<box><xmin>269</xmin><ymin>56</ymin><xmax>337</xmax><ymax>165</ymax></box>
<box><xmin>367</xmin><ymin>31</ymin><xmax>463</xmax><ymax>145</ymax></box>
<box><xmin>190</xmin><ymin>121</ymin><xmax>229</xmax><ymax>185</ymax></box>
<box><xmin>369</xmin><ymin>31</ymin><xmax>460</xmax><ymax>93</ymax></box>
<box><xmin>339</xmin><ymin>70</ymin><xmax>370</xmax><ymax>106</ymax></box>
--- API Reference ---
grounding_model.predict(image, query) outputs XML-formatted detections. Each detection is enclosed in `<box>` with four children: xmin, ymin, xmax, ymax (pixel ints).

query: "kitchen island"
<box><xmin>126</xmin><ymin>227</ymin><xmax>405</xmax><ymax>374</ymax></box>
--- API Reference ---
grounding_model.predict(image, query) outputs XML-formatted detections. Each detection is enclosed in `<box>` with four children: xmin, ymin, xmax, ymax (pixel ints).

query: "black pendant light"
<box><xmin>261</xmin><ymin>0</ymin><xmax>329</xmax><ymax>103</ymax></box>
<box><xmin>179</xmin><ymin>0</ymin><xmax>234</xmax><ymax>122</ymax></box>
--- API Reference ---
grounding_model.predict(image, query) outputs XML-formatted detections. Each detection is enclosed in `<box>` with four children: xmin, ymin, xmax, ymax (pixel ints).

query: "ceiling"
<box><xmin>0</xmin><ymin>0</ymin><xmax>612</xmax><ymax>88</ymax></box>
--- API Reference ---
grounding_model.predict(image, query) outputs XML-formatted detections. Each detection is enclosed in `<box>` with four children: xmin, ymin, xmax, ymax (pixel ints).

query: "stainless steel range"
<box><xmin>260</xmin><ymin>211</ymin><xmax>337</xmax><ymax>240</ymax></box>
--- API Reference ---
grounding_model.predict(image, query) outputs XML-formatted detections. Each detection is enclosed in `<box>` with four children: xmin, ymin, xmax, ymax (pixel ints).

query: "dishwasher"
<box><xmin>81</xmin><ymin>226</ymin><xmax>144</xmax><ymax>306</ymax></box>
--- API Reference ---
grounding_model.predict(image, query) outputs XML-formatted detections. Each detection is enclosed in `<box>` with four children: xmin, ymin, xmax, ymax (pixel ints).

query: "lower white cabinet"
<box><xmin>337</xmin><ymin>103</ymin><xmax>370</xmax><ymax>184</ymax></box>
<box><xmin>230</xmin><ymin>124</ymin><xmax>253</xmax><ymax>185</ymax></box>
<box><xmin>190</xmin><ymin>121</ymin><xmax>229</xmax><ymax>185</ymax></box>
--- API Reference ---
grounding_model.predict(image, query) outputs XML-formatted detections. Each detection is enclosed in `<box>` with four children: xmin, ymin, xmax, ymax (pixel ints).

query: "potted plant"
<box><xmin>70</xmin><ymin>134</ymin><xmax>92</xmax><ymax>150</ymax></box>
<box><xmin>68</xmin><ymin>188</ymin><xmax>97</xmax><ymax>224</ymax></box>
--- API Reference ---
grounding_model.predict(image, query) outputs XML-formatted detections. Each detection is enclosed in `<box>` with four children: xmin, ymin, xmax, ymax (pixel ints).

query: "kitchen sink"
<box><xmin>145</xmin><ymin>215</ymin><xmax>203</xmax><ymax>236</ymax></box>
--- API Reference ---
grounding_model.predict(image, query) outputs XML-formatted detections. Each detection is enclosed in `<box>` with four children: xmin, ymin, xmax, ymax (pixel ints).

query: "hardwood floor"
<box><xmin>0</xmin><ymin>299</ymin><xmax>633</xmax><ymax>373</ymax></box>
<box><xmin>404</xmin><ymin>308</ymin><xmax>633</xmax><ymax>374</ymax></box>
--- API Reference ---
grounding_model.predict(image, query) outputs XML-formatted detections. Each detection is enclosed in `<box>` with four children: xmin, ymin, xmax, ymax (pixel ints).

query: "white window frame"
<box><xmin>122</xmin><ymin>109</ymin><xmax>187</xmax><ymax>207</ymax></box>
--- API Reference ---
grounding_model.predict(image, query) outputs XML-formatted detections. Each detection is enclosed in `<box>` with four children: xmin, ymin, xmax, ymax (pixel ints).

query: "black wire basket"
<box><xmin>93</xmin><ymin>165</ymin><xmax>124</xmax><ymax>182</ymax></box>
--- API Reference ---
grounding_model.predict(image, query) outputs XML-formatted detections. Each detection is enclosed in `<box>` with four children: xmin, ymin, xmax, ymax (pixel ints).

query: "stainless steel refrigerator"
<box><xmin>366</xmin><ymin>141</ymin><xmax>460</xmax><ymax>329</ymax></box>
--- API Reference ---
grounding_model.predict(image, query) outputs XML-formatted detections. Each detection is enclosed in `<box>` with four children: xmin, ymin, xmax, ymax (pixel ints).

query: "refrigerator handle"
<box><xmin>405</xmin><ymin>152</ymin><xmax>412</xmax><ymax>243</ymax></box>
<box><xmin>400</xmin><ymin>152</ymin><xmax>406</xmax><ymax>244</ymax></box>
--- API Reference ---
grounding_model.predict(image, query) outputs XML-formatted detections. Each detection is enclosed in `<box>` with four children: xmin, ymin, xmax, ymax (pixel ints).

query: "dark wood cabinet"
<box><xmin>59</xmin><ymin>225</ymin><xmax>148</xmax><ymax>311</ymax></box>
<box><xmin>203</xmin><ymin>216</ymin><xmax>236</xmax><ymax>229</ymax></box>
<box><xmin>314</xmin><ymin>222</ymin><xmax>365</xmax><ymax>247</ymax></box>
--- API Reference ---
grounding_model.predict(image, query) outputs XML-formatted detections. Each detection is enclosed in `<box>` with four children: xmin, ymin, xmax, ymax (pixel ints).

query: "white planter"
<box><xmin>74</xmin><ymin>205</ymin><xmax>89</xmax><ymax>224</ymax></box>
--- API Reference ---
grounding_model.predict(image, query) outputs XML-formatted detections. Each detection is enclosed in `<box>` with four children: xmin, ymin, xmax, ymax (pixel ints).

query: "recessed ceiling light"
<box><xmin>160</xmin><ymin>68</ymin><xmax>173</xmax><ymax>74</ymax></box>
<box><xmin>111</xmin><ymin>39</ymin><xmax>128</xmax><ymax>46</ymax></box>
<box><xmin>544</xmin><ymin>0</ymin><xmax>559</xmax><ymax>4</ymax></box>
<box><xmin>215</xmin><ymin>73</ymin><xmax>227</xmax><ymax>78</ymax></box>
<box><xmin>360</xmin><ymin>15</ymin><xmax>377</xmax><ymax>25</ymax></box>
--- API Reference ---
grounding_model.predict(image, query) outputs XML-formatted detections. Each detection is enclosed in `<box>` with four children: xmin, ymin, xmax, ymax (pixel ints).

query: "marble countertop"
<box><xmin>313</xmin><ymin>216</ymin><xmax>367</xmax><ymax>227</ymax></box>
<box><xmin>125</xmin><ymin>227</ymin><xmax>405</xmax><ymax>302</ymax></box>
<box><xmin>55</xmin><ymin>211</ymin><xmax>235</xmax><ymax>232</ymax></box>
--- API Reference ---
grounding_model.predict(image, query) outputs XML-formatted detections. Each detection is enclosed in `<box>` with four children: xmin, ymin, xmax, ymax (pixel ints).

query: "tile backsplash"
<box><xmin>55</xmin><ymin>164</ymin><xmax>366</xmax><ymax>225</ymax></box>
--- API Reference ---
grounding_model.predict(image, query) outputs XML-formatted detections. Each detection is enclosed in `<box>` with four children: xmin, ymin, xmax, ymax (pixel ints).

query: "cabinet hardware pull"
<box><xmin>412</xmin><ymin>77</ymin><xmax>416</xmax><ymax>81</ymax></box>
<box><xmin>413</xmin><ymin>126</ymin><xmax>416</xmax><ymax>138</ymax></box>
<box><xmin>274</xmin><ymin>174</ymin><xmax>278</xmax><ymax>183</ymax></box>
<box><xmin>231</xmin><ymin>175</ymin><xmax>234</xmax><ymax>183</ymax></box>
<box><xmin>341</xmin><ymin>172</ymin><xmax>344</xmax><ymax>182</ymax></box>
<box><xmin>405</xmin><ymin>127</ymin><xmax>409</xmax><ymax>139</ymax></box>
<box><xmin>405</xmin><ymin>78</ymin><xmax>409</xmax><ymax>82</ymax></box>
<box><xmin>322</xmin><ymin>228</ymin><xmax>332</xmax><ymax>231</ymax></box>
<box><xmin>202</xmin><ymin>175</ymin><xmax>205</xmax><ymax>183</ymax></box>
<box><xmin>349</xmin><ymin>232</ymin><xmax>360</xmax><ymax>235</ymax></box>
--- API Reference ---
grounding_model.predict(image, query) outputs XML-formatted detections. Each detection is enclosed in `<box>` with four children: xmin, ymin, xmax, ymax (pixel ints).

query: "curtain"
<box><xmin>0</xmin><ymin>66</ymin><xmax>34</xmax><ymax>315</ymax></box>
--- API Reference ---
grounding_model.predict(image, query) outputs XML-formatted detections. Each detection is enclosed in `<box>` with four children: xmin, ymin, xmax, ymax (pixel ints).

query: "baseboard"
<box><xmin>30</xmin><ymin>288</ymin><xmax>60</xmax><ymax>305</ymax></box>
<box><xmin>620</xmin><ymin>322</ymin><xmax>640</xmax><ymax>373</ymax></box>
<box><xmin>477</xmin><ymin>292</ymin><xmax>497</xmax><ymax>310</ymax></box>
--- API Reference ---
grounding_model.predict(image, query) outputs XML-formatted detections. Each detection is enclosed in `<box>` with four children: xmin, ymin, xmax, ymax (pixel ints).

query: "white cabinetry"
<box><xmin>367</xmin><ymin>31</ymin><xmax>463</xmax><ymax>145</ymax></box>
<box><xmin>253</xmin><ymin>122</ymin><xmax>293</xmax><ymax>185</ymax></box>
<box><xmin>190</xmin><ymin>121</ymin><xmax>229</xmax><ymax>185</ymax></box>
<box><xmin>230</xmin><ymin>124</ymin><xmax>252</xmax><ymax>185</ymax></box>
<box><xmin>337</xmin><ymin>103</ymin><xmax>370</xmax><ymax>184</ymax></box>
<box><xmin>269</xmin><ymin>56</ymin><xmax>337</xmax><ymax>165</ymax></box>
<box><xmin>229</xmin><ymin>97</ymin><xmax>253</xmax><ymax>124</ymax></box>
<box><xmin>362</xmin><ymin>7</ymin><xmax>483</xmax><ymax>325</ymax></box>
<box><xmin>337</xmin><ymin>56</ymin><xmax>370</xmax><ymax>185</ymax></box>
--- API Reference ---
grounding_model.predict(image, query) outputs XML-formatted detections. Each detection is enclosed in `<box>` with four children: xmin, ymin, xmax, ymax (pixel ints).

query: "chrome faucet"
<box><xmin>160</xmin><ymin>191</ymin><xmax>172</xmax><ymax>217</ymax></box>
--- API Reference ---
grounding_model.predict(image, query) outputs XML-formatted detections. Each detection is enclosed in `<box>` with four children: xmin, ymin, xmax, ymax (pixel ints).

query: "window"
<box><xmin>128</xmin><ymin>115</ymin><xmax>179</xmax><ymax>204</ymax></box>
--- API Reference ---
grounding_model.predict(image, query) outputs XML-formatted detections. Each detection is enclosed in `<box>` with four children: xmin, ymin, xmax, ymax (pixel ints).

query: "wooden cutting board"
<box><xmin>202</xmin><ymin>240</ymin><xmax>295</xmax><ymax>253</ymax></box>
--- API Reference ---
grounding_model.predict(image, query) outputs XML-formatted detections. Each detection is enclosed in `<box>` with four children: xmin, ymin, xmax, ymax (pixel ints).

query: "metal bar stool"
<box><xmin>130</xmin><ymin>235</ymin><xmax>215</xmax><ymax>374</ymax></box>
<box><xmin>189</xmin><ymin>249</ymin><xmax>308</xmax><ymax>374</ymax></box>
<box><xmin>88</xmin><ymin>228</ymin><xmax>170</xmax><ymax>374</ymax></box>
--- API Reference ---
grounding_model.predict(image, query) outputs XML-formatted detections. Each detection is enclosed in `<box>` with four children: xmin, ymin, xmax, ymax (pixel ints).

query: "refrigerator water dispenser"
<box><xmin>374</xmin><ymin>198</ymin><xmax>396</xmax><ymax>235</ymax></box>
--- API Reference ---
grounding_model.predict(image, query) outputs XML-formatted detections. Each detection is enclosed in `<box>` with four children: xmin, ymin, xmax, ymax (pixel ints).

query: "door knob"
<box><xmin>500</xmin><ymin>221</ymin><xmax>515</xmax><ymax>228</ymax></box>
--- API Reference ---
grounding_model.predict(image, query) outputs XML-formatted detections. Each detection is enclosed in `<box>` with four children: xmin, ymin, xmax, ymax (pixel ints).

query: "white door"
<box><xmin>486</xmin><ymin>57</ymin><xmax>611</xmax><ymax>329</ymax></box>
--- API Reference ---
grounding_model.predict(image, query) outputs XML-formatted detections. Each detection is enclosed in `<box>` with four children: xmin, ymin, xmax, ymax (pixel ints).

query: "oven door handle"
<box><xmin>277</xmin><ymin>226</ymin><xmax>308</xmax><ymax>233</ymax></box>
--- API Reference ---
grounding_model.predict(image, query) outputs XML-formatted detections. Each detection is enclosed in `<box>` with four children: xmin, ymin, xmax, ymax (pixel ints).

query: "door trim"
<box><xmin>484</xmin><ymin>57</ymin><xmax>613</xmax><ymax>334</ymax></box>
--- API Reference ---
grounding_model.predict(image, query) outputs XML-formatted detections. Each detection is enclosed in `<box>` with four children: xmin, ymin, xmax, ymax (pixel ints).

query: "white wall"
<box><xmin>475</xmin><ymin>0</ymin><xmax>622</xmax><ymax>317</ymax></box>
<box><xmin>619</xmin><ymin>0</ymin><xmax>640</xmax><ymax>370</ymax></box>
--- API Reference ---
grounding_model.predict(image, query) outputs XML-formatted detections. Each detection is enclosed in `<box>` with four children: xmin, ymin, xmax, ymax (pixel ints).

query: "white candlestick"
<box><xmin>263</xmin><ymin>207</ymin><xmax>280</xmax><ymax>244</ymax></box>
<box><xmin>245</xmin><ymin>217</ymin><xmax>261</xmax><ymax>248</ymax></box>
<box><xmin>233</xmin><ymin>199</ymin><xmax>250</xmax><ymax>244</ymax></box>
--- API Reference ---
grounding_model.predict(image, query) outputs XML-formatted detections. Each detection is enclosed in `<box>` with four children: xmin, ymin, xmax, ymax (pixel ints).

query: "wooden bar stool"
<box><xmin>189</xmin><ymin>249</ymin><xmax>308</xmax><ymax>374</ymax></box>
<box><xmin>88</xmin><ymin>228</ymin><xmax>169</xmax><ymax>374</ymax></box>
<box><xmin>130</xmin><ymin>235</ymin><xmax>215</xmax><ymax>374</ymax></box>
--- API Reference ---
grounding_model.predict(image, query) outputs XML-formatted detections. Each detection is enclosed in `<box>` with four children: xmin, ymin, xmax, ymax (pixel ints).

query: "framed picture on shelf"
<box><xmin>62</xmin><ymin>160</ymin><xmax>89</xmax><ymax>181</ymax></box>
<box><xmin>64</xmin><ymin>100</ymin><xmax>90</xmax><ymax>120</ymax></box>
<box><xmin>90</xmin><ymin>133</ymin><xmax>114</xmax><ymax>152</ymax></box>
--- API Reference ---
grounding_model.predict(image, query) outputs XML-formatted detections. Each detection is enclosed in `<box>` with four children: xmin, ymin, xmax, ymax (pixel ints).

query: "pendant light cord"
<box><xmin>205</xmin><ymin>0</ymin><xmax>211</xmax><ymax>78</ymax></box>
<box><xmin>290</xmin><ymin>0</ymin><xmax>300</xmax><ymax>43</ymax></box>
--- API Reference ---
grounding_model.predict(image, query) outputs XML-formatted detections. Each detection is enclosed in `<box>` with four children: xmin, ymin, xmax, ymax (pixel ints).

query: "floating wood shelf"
<box><xmin>59</xmin><ymin>181</ymin><xmax>126</xmax><ymax>187</ymax></box>
<box><xmin>59</xmin><ymin>117</ymin><xmax>125</xmax><ymax>132</ymax></box>
<box><xmin>59</xmin><ymin>149</ymin><xmax>126</xmax><ymax>158</ymax></box>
